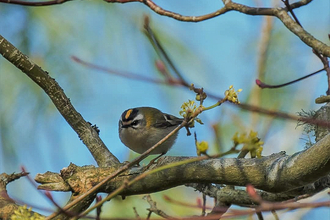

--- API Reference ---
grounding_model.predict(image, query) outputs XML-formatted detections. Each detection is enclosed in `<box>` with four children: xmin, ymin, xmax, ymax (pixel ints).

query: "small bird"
<box><xmin>119</xmin><ymin>107</ymin><xmax>183</xmax><ymax>155</ymax></box>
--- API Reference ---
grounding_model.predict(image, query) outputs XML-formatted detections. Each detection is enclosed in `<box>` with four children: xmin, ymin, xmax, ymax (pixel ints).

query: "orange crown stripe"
<box><xmin>125</xmin><ymin>109</ymin><xmax>133</xmax><ymax>119</ymax></box>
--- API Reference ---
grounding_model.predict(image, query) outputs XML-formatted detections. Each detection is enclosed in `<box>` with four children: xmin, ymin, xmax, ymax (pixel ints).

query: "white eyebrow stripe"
<box><xmin>134</xmin><ymin>113</ymin><xmax>144</xmax><ymax>121</ymax></box>
<box><xmin>164</xmin><ymin>114</ymin><xmax>174</xmax><ymax>122</ymax></box>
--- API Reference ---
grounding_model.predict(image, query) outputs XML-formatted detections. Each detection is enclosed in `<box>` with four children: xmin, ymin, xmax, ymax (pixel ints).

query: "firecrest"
<box><xmin>119</xmin><ymin>107</ymin><xmax>183</xmax><ymax>154</ymax></box>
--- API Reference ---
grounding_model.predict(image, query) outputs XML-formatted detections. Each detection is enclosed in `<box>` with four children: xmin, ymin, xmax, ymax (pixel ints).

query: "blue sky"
<box><xmin>0</xmin><ymin>1</ymin><xmax>329</xmax><ymax>218</ymax></box>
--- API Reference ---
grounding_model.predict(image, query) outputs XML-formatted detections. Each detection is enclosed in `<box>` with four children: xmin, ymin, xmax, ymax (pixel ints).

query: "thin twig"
<box><xmin>143</xmin><ymin>16</ymin><xmax>189</xmax><ymax>87</ymax></box>
<box><xmin>0</xmin><ymin>0</ymin><xmax>70</xmax><ymax>6</ymax></box>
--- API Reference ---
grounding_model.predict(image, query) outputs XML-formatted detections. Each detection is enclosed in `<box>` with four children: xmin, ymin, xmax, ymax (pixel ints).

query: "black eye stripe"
<box><xmin>120</xmin><ymin>119</ymin><xmax>141</xmax><ymax>129</ymax></box>
<box><xmin>121</xmin><ymin>124</ymin><xmax>130</xmax><ymax>128</ymax></box>
<box><xmin>131</xmin><ymin>120</ymin><xmax>140</xmax><ymax>126</ymax></box>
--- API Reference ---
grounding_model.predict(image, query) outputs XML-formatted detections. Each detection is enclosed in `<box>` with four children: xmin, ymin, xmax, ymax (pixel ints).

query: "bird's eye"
<box><xmin>131</xmin><ymin>120</ymin><xmax>139</xmax><ymax>127</ymax></box>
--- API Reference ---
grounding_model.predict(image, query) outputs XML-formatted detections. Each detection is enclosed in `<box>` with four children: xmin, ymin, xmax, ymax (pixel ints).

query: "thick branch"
<box><xmin>36</xmin><ymin>132</ymin><xmax>330</xmax><ymax>197</ymax></box>
<box><xmin>0</xmin><ymin>34</ymin><xmax>120</xmax><ymax>167</ymax></box>
<box><xmin>0</xmin><ymin>173</ymin><xmax>45</xmax><ymax>219</ymax></box>
<box><xmin>187</xmin><ymin>183</ymin><xmax>294</xmax><ymax>208</ymax></box>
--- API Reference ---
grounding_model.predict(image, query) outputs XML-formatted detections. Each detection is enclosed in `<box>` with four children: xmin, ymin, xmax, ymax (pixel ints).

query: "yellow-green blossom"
<box><xmin>224</xmin><ymin>85</ymin><xmax>242</xmax><ymax>104</ymax></box>
<box><xmin>196</xmin><ymin>140</ymin><xmax>209</xmax><ymax>156</ymax></box>
<box><xmin>179</xmin><ymin>100</ymin><xmax>197</xmax><ymax>118</ymax></box>
<box><xmin>11</xmin><ymin>205</ymin><xmax>44</xmax><ymax>220</ymax></box>
<box><xmin>255</xmin><ymin>146</ymin><xmax>263</xmax><ymax>158</ymax></box>
<box><xmin>232</xmin><ymin>130</ymin><xmax>264</xmax><ymax>158</ymax></box>
<box><xmin>179</xmin><ymin>100</ymin><xmax>203</xmax><ymax>126</ymax></box>
<box><xmin>232</xmin><ymin>131</ymin><xmax>248</xmax><ymax>145</ymax></box>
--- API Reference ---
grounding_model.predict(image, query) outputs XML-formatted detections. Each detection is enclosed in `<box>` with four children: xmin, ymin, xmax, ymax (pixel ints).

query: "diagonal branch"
<box><xmin>273</xmin><ymin>8</ymin><xmax>330</xmax><ymax>57</ymax></box>
<box><xmin>0</xmin><ymin>34</ymin><xmax>120</xmax><ymax>167</ymax></box>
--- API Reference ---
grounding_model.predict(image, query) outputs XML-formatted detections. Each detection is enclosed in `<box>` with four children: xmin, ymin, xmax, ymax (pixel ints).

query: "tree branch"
<box><xmin>36</xmin><ymin>131</ymin><xmax>330</xmax><ymax>197</ymax></box>
<box><xmin>0</xmin><ymin>34</ymin><xmax>120</xmax><ymax>167</ymax></box>
<box><xmin>273</xmin><ymin>8</ymin><xmax>330</xmax><ymax>57</ymax></box>
<box><xmin>0</xmin><ymin>172</ymin><xmax>44</xmax><ymax>219</ymax></box>
<box><xmin>0</xmin><ymin>0</ymin><xmax>71</xmax><ymax>6</ymax></box>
